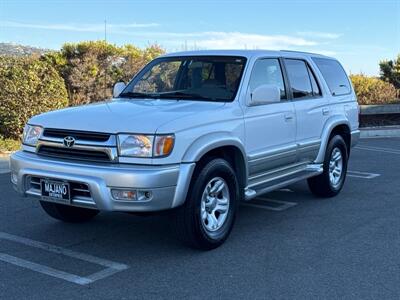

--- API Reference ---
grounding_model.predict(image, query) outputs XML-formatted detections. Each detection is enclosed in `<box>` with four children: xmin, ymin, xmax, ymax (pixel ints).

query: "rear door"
<box><xmin>243</xmin><ymin>58</ymin><xmax>297</xmax><ymax>177</ymax></box>
<box><xmin>283</xmin><ymin>58</ymin><xmax>329</xmax><ymax>163</ymax></box>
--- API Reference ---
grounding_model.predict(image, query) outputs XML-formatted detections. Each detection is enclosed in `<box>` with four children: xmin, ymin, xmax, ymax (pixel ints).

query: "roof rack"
<box><xmin>280</xmin><ymin>49</ymin><xmax>321</xmax><ymax>55</ymax></box>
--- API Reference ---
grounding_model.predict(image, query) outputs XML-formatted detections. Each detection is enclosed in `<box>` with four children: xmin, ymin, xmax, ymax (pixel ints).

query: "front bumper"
<box><xmin>10</xmin><ymin>151</ymin><xmax>195</xmax><ymax>212</ymax></box>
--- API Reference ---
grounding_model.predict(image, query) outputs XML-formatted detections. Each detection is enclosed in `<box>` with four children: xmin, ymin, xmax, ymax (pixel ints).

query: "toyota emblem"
<box><xmin>63</xmin><ymin>136</ymin><xmax>75</xmax><ymax>148</ymax></box>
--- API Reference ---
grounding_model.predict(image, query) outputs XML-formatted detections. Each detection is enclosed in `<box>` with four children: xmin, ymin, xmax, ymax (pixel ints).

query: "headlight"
<box><xmin>117</xmin><ymin>134</ymin><xmax>174</xmax><ymax>158</ymax></box>
<box><xmin>22</xmin><ymin>125</ymin><xmax>43</xmax><ymax>146</ymax></box>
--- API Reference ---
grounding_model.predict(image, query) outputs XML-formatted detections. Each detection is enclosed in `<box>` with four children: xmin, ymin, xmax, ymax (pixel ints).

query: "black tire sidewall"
<box><xmin>189</xmin><ymin>158</ymin><xmax>239</xmax><ymax>245</ymax></box>
<box><xmin>324</xmin><ymin>135</ymin><xmax>348</xmax><ymax>193</ymax></box>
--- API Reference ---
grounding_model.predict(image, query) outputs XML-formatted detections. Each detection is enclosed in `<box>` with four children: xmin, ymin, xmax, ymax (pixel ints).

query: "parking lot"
<box><xmin>0</xmin><ymin>137</ymin><xmax>399</xmax><ymax>299</ymax></box>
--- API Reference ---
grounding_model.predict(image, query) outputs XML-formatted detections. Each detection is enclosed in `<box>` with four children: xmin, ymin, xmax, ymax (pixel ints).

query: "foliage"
<box><xmin>350</xmin><ymin>74</ymin><xmax>399</xmax><ymax>105</ymax></box>
<box><xmin>0</xmin><ymin>137</ymin><xmax>20</xmax><ymax>152</ymax></box>
<box><xmin>0</xmin><ymin>55</ymin><xmax>68</xmax><ymax>139</ymax></box>
<box><xmin>379</xmin><ymin>54</ymin><xmax>400</xmax><ymax>89</ymax></box>
<box><xmin>45</xmin><ymin>41</ymin><xmax>165</xmax><ymax>105</ymax></box>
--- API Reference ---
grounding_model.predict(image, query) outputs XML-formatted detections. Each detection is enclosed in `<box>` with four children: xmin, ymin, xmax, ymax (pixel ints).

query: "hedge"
<box><xmin>0</xmin><ymin>55</ymin><xmax>68</xmax><ymax>139</ymax></box>
<box><xmin>0</xmin><ymin>44</ymin><xmax>399</xmax><ymax>142</ymax></box>
<box><xmin>350</xmin><ymin>74</ymin><xmax>399</xmax><ymax>105</ymax></box>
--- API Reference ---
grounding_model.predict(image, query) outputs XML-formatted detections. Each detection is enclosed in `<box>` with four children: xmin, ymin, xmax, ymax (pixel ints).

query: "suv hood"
<box><xmin>29</xmin><ymin>99</ymin><xmax>225</xmax><ymax>134</ymax></box>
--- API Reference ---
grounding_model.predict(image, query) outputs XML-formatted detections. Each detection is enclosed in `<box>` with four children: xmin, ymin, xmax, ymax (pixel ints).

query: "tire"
<box><xmin>308</xmin><ymin>135</ymin><xmax>348</xmax><ymax>198</ymax></box>
<box><xmin>173</xmin><ymin>158</ymin><xmax>240</xmax><ymax>250</ymax></box>
<box><xmin>40</xmin><ymin>201</ymin><xmax>99</xmax><ymax>223</ymax></box>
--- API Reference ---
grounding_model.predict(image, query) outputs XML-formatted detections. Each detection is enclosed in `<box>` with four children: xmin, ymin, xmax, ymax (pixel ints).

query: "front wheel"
<box><xmin>308</xmin><ymin>135</ymin><xmax>348</xmax><ymax>197</ymax></box>
<box><xmin>173</xmin><ymin>158</ymin><xmax>239</xmax><ymax>250</ymax></box>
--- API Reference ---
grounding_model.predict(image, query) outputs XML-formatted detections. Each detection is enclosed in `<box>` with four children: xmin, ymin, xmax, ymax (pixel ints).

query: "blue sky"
<box><xmin>1</xmin><ymin>0</ymin><xmax>399</xmax><ymax>75</ymax></box>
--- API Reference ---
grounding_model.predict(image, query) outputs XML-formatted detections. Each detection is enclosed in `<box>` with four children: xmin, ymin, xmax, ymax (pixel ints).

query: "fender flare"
<box><xmin>315</xmin><ymin>115</ymin><xmax>351</xmax><ymax>163</ymax></box>
<box><xmin>182</xmin><ymin>131</ymin><xmax>248</xmax><ymax>183</ymax></box>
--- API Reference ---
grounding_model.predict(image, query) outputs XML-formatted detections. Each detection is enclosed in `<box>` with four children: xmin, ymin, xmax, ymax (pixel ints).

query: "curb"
<box><xmin>360</xmin><ymin>104</ymin><xmax>400</xmax><ymax>115</ymax></box>
<box><xmin>360</xmin><ymin>126</ymin><xmax>400</xmax><ymax>138</ymax></box>
<box><xmin>0</xmin><ymin>152</ymin><xmax>12</xmax><ymax>158</ymax></box>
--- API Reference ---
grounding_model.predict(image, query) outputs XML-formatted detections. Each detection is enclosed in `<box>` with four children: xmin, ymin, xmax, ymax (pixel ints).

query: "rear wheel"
<box><xmin>40</xmin><ymin>201</ymin><xmax>99</xmax><ymax>223</ymax></box>
<box><xmin>173</xmin><ymin>158</ymin><xmax>239</xmax><ymax>250</ymax></box>
<box><xmin>308</xmin><ymin>135</ymin><xmax>348</xmax><ymax>197</ymax></box>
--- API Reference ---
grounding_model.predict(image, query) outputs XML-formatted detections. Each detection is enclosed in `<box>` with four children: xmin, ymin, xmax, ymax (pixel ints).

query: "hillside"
<box><xmin>0</xmin><ymin>42</ymin><xmax>49</xmax><ymax>56</ymax></box>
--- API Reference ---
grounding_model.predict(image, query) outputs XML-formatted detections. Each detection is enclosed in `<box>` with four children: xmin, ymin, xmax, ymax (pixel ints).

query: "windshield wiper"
<box><xmin>118</xmin><ymin>91</ymin><xmax>159</xmax><ymax>99</ymax></box>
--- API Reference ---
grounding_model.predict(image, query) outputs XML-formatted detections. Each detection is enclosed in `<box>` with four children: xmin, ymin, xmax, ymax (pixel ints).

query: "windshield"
<box><xmin>120</xmin><ymin>56</ymin><xmax>247</xmax><ymax>102</ymax></box>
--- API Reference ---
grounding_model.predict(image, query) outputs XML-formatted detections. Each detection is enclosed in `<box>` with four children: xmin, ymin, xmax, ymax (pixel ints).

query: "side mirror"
<box><xmin>113</xmin><ymin>82</ymin><xmax>126</xmax><ymax>98</ymax></box>
<box><xmin>250</xmin><ymin>84</ymin><xmax>281</xmax><ymax>106</ymax></box>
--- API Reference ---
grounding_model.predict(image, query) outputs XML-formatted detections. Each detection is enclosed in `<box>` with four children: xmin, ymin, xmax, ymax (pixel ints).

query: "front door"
<box><xmin>243</xmin><ymin>58</ymin><xmax>297</xmax><ymax>177</ymax></box>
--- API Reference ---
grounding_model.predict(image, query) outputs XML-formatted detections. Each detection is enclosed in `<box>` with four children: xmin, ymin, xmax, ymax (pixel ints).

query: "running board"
<box><xmin>244</xmin><ymin>164</ymin><xmax>323</xmax><ymax>201</ymax></box>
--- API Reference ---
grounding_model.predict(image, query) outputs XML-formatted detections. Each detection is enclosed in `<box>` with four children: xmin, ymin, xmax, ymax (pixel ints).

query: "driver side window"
<box><xmin>249</xmin><ymin>59</ymin><xmax>287</xmax><ymax>100</ymax></box>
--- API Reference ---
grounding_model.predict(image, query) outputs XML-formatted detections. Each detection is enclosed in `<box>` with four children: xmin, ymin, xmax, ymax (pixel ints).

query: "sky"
<box><xmin>0</xmin><ymin>0</ymin><xmax>399</xmax><ymax>75</ymax></box>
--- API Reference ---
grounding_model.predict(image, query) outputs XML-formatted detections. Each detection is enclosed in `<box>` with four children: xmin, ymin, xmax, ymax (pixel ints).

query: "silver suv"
<box><xmin>10</xmin><ymin>50</ymin><xmax>360</xmax><ymax>249</ymax></box>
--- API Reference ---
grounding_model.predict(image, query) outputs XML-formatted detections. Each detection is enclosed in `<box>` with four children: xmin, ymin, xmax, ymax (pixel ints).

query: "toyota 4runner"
<box><xmin>10</xmin><ymin>50</ymin><xmax>360</xmax><ymax>250</ymax></box>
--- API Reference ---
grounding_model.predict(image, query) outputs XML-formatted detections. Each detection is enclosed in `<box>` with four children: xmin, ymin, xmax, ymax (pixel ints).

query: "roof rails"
<box><xmin>280</xmin><ymin>49</ymin><xmax>322</xmax><ymax>56</ymax></box>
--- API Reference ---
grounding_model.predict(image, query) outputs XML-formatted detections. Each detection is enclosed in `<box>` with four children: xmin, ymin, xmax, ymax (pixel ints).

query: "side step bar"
<box><xmin>244</xmin><ymin>164</ymin><xmax>323</xmax><ymax>201</ymax></box>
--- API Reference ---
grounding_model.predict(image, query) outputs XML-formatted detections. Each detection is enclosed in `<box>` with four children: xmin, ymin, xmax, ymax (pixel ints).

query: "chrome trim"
<box><xmin>36</xmin><ymin>140</ymin><xmax>119</xmax><ymax>162</ymax></box>
<box><xmin>39</xmin><ymin>135</ymin><xmax>117</xmax><ymax>147</ymax></box>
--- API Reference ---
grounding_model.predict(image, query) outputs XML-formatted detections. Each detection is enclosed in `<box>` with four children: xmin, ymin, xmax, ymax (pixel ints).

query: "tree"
<box><xmin>43</xmin><ymin>41</ymin><xmax>165</xmax><ymax>106</ymax></box>
<box><xmin>0</xmin><ymin>55</ymin><xmax>68</xmax><ymax>139</ymax></box>
<box><xmin>379</xmin><ymin>54</ymin><xmax>400</xmax><ymax>89</ymax></box>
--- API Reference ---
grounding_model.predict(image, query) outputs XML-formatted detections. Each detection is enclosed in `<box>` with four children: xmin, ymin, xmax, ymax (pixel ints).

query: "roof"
<box><xmin>161</xmin><ymin>49</ymin><xmax>332</xmax><ymax>60</ymax></box>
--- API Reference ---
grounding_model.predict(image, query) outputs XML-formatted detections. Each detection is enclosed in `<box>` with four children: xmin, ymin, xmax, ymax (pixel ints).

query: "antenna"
<box><xmin>104</xmin><ymin>19</ymin><xmax>107</xmax><ymax>41</ymax></box>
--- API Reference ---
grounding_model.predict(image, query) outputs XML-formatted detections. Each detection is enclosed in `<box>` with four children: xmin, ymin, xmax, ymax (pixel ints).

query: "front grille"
<box><xmin>29</xmin><ymin>176</ymin><xmax>91</xmax><ymax>199</ymax></box>
<box><xmin>43</xmin><ymin>128</ymin><xmax>111</xmax><ymax>142</ymax></box>
<box><xmin>38</xmin><ymin>145</ymin><xmax>110</xmax><ymax>162</ymax></box>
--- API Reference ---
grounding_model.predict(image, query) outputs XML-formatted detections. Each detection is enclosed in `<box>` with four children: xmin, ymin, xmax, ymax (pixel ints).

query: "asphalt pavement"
<box><xmin>0</xmin><ymin>138</ymin><xmax>399</xmax><ymax>299</ymax></box>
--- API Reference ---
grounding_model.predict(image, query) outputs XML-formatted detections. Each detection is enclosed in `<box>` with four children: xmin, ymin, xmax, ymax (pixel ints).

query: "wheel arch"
<box><xmin>315</xmin><ymin>116</ymin><xmax>351</xmax><ymax>163</ymax></box>
<box><xmin>182</xmin><ymin>133</ymin><xmax>248</xmax><ymax>190</ymax></box>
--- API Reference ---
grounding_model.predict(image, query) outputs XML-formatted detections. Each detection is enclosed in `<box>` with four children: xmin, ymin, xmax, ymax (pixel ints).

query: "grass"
<box><xmin>0</xmin><ymin>137</ymin><xmax>21</xmax><ymax>152</ymax></box>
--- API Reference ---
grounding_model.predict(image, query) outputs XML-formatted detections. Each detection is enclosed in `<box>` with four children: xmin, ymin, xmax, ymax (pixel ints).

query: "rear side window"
<box><xmin>312</xmin><ymin>58</ymin><xmax>351</xmax><ymax>96</ymax></box>
<box><xmin>284</xmin><ymin>59</ymin><xmax>313</xmax><ymax>99</ymax></box>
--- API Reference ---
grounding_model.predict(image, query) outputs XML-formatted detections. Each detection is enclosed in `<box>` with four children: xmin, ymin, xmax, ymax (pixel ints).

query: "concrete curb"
<box><xmin>360</xmin><ymin>126</ymin><xmax>400</xmax><ymax>138</ymax></box>
<box><xmin>360</xmin><ymin>104</ymin><xmax>400</xmax><ymax>115</ymax></box>
<box><xmin>0</xmin><ymin>152</ymin><xmax>12</xmax><ymax>158</ymax></box>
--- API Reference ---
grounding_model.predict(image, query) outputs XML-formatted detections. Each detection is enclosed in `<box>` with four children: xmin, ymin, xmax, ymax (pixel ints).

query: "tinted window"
<box><xmin>307</xmin><ymin>65</ymin><xmax>321</xmax><ymax>96</ymax></box>
<box><xmin>123</xmin><ymin>56</ymin><xmax>246</xmax><ymax>102</ymax></box>
<box><xmin>312</xmin><ymin>57</ymin><xmax>351</xmax><ymax>96</ymax></box>
<box><xmin>285</xmin><ymin>59</ymin><xmax>313</xmax><ymax>99</ymax></box>
<box><xmin>249</xmin><ymin>59</ymin><xmax>286</xmax><ymax>99</ymax></box>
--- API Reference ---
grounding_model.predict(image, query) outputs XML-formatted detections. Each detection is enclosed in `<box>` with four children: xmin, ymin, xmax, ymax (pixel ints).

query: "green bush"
<box><xmin>0</xmin><ymin>55</ymin><xmax>68</xmax><ymax>139</ymax></box>
<box><xmin>349</xmin><ymin>74</ymin><xmax>399</xmax><ymax>105</ymax></box>
<box><xmin>0</xmin><ymin>137</ymin><xmax>20</xmax><ymax>152</ymax></box>
<box><xmin>47</xmin><ymin>41</ymin><xmax>165</xmax><ymax>106</ymax></box>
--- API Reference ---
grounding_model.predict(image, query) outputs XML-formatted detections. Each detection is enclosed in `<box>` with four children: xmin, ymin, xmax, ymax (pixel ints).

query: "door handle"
<box><xmin>322</xmin><ymin>108</ymin><xmax>329</xmax><ymax>116</ymax></box>
<box><xmin>284</xmin><ymin>114</ymin><xmax>294</xmax><ymax>121</ymax></box>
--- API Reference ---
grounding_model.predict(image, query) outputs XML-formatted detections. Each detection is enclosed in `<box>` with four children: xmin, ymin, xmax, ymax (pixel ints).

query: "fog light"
<box><xmin>137</xmin><ymin>190</ymin><xmax>153</xmax><ymax>201</ymax></box>
<box><xmin>10</xmin><ymin>172</ymin><xmax>18</xmax><ymax>185</ymax></box>
<box><xmin>111</xmin><ymin>189</ymin><xmax>137</xmax><ymax>201</ymax></box>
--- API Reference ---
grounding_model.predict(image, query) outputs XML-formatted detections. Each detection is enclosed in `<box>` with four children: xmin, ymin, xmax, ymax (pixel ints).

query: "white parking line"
<box><xmin>356</xmin><ymin>146</ymin><xmax>400</xmax><ymax>155</ymax></box>
<box><xmin>347</xmin><ymin>170</ymin><xmax>381</xmax><ymax>179</ymax></box>
<box><xmin>0</xmin><ymin>232</ymin><xmax>129</xmax><ymax>285</ymax></box>
<box><xmin>243</xmin><ymin>198</ymin><xmax>297</xmax><ymax>211</ymax></box>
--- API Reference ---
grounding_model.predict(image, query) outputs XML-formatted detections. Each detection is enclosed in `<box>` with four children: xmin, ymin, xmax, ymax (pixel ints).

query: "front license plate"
<box><xmin>40</xmin><ymin>180</ymin><xmax>70</xmax><ymax>204</ymax></box>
